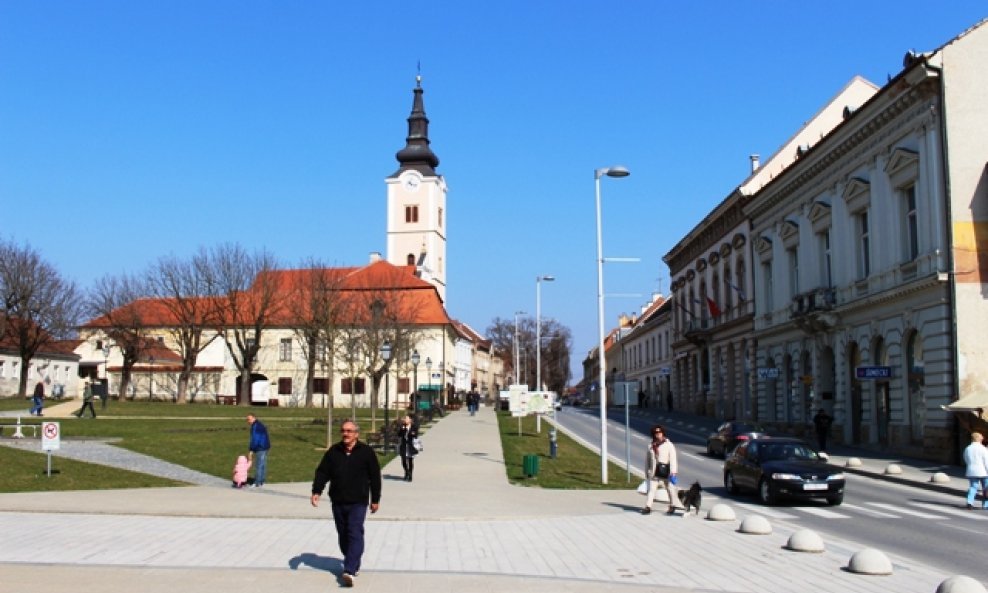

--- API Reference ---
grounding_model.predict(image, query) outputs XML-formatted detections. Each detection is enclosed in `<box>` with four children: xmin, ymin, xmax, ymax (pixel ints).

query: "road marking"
<box><xmin>866</xmin><ymin>502</ymin><xmax>945</xmax><ymax>519</ymax></box>
<box><xmin>839</xmin><ymin>502</ymin><xmax>899</xmax><ymax>518</ymax></box>
<box><xmin>797</xmin><ymin>507</ymin><xmax>849</xmax><ymax>519</ymax></box>
<box><xmin>732</xmin><ymin>502</ymin><xmax>798</xmax><ymax>519</ymax></box>
<box><xmin>909</xmin><ymin>501</ymin><xmax>988</xmax><ymax>520</ymax></box>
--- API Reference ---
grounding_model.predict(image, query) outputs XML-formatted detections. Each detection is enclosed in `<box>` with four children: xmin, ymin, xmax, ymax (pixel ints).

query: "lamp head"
<box><xmin>539</xmin><ymin>275</ymin><xmax>555</xmax><ymax>282</ymax></box>
<box><xmin>411</xmin><ymin>350</ymin><xmax>420</xmax><ymax>366</ymax></box>
<box><xmin>380</xmin><ymin>339</ymin><xmax>392</xmax><ymax>362</ymax></box>
<box><xmin>595</xmin><ymin>165</ymin><xmax>631</xmax><ymax>179</ymax></box>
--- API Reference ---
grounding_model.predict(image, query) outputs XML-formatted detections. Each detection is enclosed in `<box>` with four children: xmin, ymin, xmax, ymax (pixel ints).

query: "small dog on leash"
<box><xmin>677</xmin><ymin>481</ymin><xmax>703</xmax><ymax>515</ymax></box>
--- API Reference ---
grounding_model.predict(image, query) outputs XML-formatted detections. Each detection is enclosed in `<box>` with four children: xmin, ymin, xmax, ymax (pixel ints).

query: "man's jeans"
<box><xmin>332</xmin><ymin>502</ymin><xmax>368</xmax><ymax>575</ymax></box>
<box><xmin>967</xmin><ymin>477</ymin><xmax>988</xmax><ymax>507</ymax></box>
<box><xmin>253</xmin><ymin>449</ymin><xmax>268</xmax><ymax>486</ymax></box>
<box><xmin>30</xmin><ymin>396</ymin><xmax>43</xmax><ymax>415</ymax></box>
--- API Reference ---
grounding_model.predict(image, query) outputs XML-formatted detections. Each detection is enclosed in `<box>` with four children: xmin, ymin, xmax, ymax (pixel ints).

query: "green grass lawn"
<box><xmin>0</xmin><ymin>446</ymin><xmax>184</xmax><ymax>491</ymax></box>
<box><xmin>497</xmin><ymin>411</ymin><xmax>632</xmax><ymax>489</ymax></box>
<box><xmin>0</xmin><ymin>399</ymin><xmax>404</xmax><ymax>492</ymax></box>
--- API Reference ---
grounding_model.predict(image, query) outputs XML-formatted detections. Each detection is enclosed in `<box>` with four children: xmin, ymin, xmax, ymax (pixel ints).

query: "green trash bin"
<box><xmin>522</xmin><ymin>454</ymin><xmax>540</xmax><ymax>477</ymax></box>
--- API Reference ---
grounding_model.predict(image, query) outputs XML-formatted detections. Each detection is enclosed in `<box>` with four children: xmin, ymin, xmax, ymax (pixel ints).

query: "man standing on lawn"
<box><xmin>246</xmin><ymin>413</ymin><xmax>270</xmax><ymax>487</ymax></box>
<box><xmin>310</xmin><ymin>420</ymin><xmax>382</xmax><ymax>588</ymax></box>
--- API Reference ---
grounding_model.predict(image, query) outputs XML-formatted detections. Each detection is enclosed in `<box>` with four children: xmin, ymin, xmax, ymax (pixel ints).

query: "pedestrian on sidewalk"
<box><xmin>30</xmin><ymin>380</ymin><xmax>45</xmax><ymax>416</ymax></box>
<box><xmin>642</xmin><ymin>424</ymin><xmax>684</xmax><ymax>515</ymax></box>
<box><xmin>311</xmin><ymin>420</ymin><xmax>382</xmax><ymax>588</ymax></box>
<box><xmin>74</xmin><ymin>380</ymin><xmax>97</xmax><ymax>418</ymax></box>
<box><xmin>962</xmin><ymin>431</ymin><xmax>988</xmax><ymax>510</ymax></box>
<box><xmin>246</xmin><ymin>413</ymin><xmax>270</xmax><ymax>487</ymax></box>
<box><xmin>397</xmin><ymin>414</ymin><xmax>419</xmax><ymax>482</ymax></box>
<box><xmin>813</xmin><ymin>409</ymin><xmax>833</xmax><ymax>452</ymax></box>
<box><xmin>232</xmin><ymin>454</ymin><xmax>251</xmax><ymax>488</ymax></box>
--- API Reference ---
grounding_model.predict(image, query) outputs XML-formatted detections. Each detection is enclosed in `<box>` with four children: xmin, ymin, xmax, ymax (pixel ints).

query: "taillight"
<box><xmin>736</xmin><ymin>435</ymin><xmax>749</xmax><ymax>441</ymax></box>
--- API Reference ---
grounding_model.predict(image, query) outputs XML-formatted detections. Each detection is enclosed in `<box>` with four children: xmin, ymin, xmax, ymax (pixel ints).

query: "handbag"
<box><xmin>412</xmin><ymin>437</ymin><xmax>423</xmax><ymax>452</ymax></box>
<box><xmin>636</xmin><ymin>480</ymin><xmax>649</xmax><ymax>495</ymax></box>
<box><xmin>655</xmin><ymin>462</ymin><xmax>671</xmax><ymax>479</ymax></box>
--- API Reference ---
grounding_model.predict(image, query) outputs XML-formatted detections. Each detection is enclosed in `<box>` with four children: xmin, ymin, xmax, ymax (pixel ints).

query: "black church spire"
<box><xmin>394</xmin><ymin>75</ymin><xmax>439</xmax><ymax>176</ymax></box>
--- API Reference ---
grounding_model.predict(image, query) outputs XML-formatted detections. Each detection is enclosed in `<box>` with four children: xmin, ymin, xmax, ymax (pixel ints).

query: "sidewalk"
<box><xmin>0</xmin><ymin>405</ymin><xmax>956</xmax><ymax>593</ymax></box>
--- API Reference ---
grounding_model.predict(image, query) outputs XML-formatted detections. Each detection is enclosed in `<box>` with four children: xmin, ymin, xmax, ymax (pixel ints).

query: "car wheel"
<box><xmin>757</xmin><ymin>479</ymin><xmax>776</xmax><ymax>505</ymax></box>
<box><xmin>724</xmin><ymin>471</ymin><xmax>740</xmax><ymax>495</ymax></box>
<box><xmin>826</xmin><ymin>493</ymin><xmax>843</xmax><ymax>506</ymax></box>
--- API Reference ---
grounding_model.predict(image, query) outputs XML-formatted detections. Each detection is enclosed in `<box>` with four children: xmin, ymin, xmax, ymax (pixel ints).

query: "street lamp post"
<box><xmin>595</xmin><ymin>165</ymin><xmax>630</xmax><ymax>484</ymax></box>
<box><xmin>535</xmin><ymin>275</ymin><xmax>555</xmax><ymax>392</ymax></box>
<box><xmin>102</xmin><ymin>345</ymin><xmax>111</xmax><ymax>409</ymax></box>
<box><xmin>411</xmin><ymin>349</ymin><xmax>420</xmax><ymax>411</ymax></box>
<box><xmin>425</xmin><ymin>357</ymin><xmax>433</xmax><ymax>421</ymax></box>
<box><xmin>380</xmin><ymin>340</ymin><xmax>392</xmax><ymax>453</ymax></box>
<box><xmin>513</xmin><ymin>310</ymin><xmax>525</xmax><ymax>385</ymax></box>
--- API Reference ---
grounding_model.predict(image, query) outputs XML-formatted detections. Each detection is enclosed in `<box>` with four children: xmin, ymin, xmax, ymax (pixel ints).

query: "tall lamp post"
<box><xmin>595</xmin><ymin>165</ymin><xmax>630</xmax><ymax>484</ymax></box>
<box><xmin>535</xmin><ymin>275</ymin><xmax>555</xmax><ymax>392</ymax></box>
<box><xmin>425</xmin><ymin>357</ymin><xmax>433</xmax><ymax>421</ymax></box>
<box><xmin>380</xmin><ymin>340</ymin><xmax>392</xmax><ymax>453</ymax></box>
<box><xmin>411</xmin><ymin>349</ymin><xmax>420</xmax><ymax>411</ymax></box>
<box><xmin>102</xmin><ymin>345</ymin><xmax>111</xmax><ymax>409</ymax></box>
<box><xmin>513</xmin><ymin>310</ymin><xmax>526</xmax><ymax>385</ymax></box>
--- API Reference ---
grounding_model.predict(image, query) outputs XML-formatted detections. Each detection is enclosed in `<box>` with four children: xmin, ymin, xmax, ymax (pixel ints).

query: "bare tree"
<box><xmin>288</xmin><ymin>260</ymin><xmax>347</xmax><ymax>409</ymax></box>
<box><xmin>201</xmin><ymin>244</ymin><xmax>282</xmax><ymax>408</ymax></box>
<box><xmin>145</xmin><ymin>252</ymin><xmax>221</xmax><ymax>404</ymax></box>
<box><xmin>0</xmin><ymin>239</ymin><xmax>82</xmax><ymax>396</ymax></box>
<box><xmin>85</xmin><ymin>273</ymin><xmax>153</xmax><ymax>400</ymax></box>
<box><xmin>485</xmin><ymin>315</ymin><xmax>572</xmax><ymax>393</ymax></box>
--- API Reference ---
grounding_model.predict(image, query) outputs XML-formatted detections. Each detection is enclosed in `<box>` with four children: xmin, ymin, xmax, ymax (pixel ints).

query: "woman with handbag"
<box><xmin>642</xmin><ymin>424</ymin><xmax>684</xmax><ymax>515</ymax></box>
<box><xmin>397</xmin><ymin>414</ymin><xmax>419</xmax><ymax>482</ymax></box>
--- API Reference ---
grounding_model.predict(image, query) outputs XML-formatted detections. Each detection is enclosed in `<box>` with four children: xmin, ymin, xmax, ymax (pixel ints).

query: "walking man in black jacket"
<box><xmin>311</xmin><ymin>420</ymin><xmax>382</xmax><ymax>588</ymax></box>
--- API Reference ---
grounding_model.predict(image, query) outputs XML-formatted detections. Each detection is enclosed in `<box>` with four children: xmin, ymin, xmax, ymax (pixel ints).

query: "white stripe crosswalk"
<box><xmin>715</xmin><ymin>497</ymin><xmax>974</xmax><ymax>523</ymax></box>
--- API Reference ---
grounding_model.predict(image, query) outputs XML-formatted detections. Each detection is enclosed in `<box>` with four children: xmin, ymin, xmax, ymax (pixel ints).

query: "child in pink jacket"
<box><xmin>233</xmin><ymin>455</ymin><xmax>251</xmax><ymax>488</ymax></box>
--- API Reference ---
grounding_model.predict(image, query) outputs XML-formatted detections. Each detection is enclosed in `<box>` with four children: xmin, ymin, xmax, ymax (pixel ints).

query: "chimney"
<box><xmin>749</xmin><ymin>154</ymin><xmax>760</xmax><ymax>173</ymax></box>
<box><xmin>369</xmin><ymin>252</ymin><xmax>383</xmax><ymax>263</ymax></box>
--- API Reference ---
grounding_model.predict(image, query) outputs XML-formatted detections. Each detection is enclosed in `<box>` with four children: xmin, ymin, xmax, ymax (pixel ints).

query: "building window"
<box><xmin>405</xmin><ymin>205</ymin><xmax>419</xmax><ymax>223</ymax></box>
<box><xmin>279</xmin><ymin>338</ymin><xmax>292</xmax><ymax>362</ymax></box>
<box><xmin>762</xmin><ymin>261</ymin><xmax>773</xmax><ymax>311</ymax></box>
<box><xmin>788</xmin><ymin>248</ymin><xmax>799</xmax><ymax>296</ymax></box>
<box><xmin>341</xmin><ymin>377</ymin><xmax>366</xmax><ymax>394</ymax></box>
<box><xmin>438</xmin><ymin>207</ymin><xmax>443</xmax><ymax>227</ymax></box>
<box><xmin>818</xmin><ymin>229</ymin><xmax>832</xmax><ymax>287</ymax></box>
<box><xmin>857</xmin><ymin>212</ymin><xmax>871</xmax><ymax>278</ymax></box>
<box><xmin>313</xmin><ymin>377</ymin><xmax>328</xmax><ymax>393</ymax></box>
<box><xmin>278</xmin><ymin>377</ymin><xmax>292</xmax><ymax>395</ymax></box>
<box><xmin>398</xmin><ymin>377</ymin><xmax>410</xmax><ymax>394</ymax></box>
<box><xmin>903</xmin><ymin>184</ymin><xmax>919</xmax><ymax>262</ymax></box>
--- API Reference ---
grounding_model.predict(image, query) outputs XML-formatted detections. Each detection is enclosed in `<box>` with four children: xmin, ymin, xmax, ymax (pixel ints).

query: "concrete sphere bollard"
<box><xmin>884</xmin><ymin>463</ymin><xmax>903</xmax><ymax>475</ymax></box>
<box><xmin>846</xmin><ymin>548</ymin><xmax>893</xmax><ymax>575</ymax></box>
<box><xmin>738</xmin><ymin>515</ymin><xmax>772</xmax><ymax>535</ymax></box>
<box><xmin>786</xmin><ymin>529</ymin><xmax>825</xmax><ymax>553</ymax></box>
<box><xmin>706</xmin><ymin>503</ymin><xmax>736</xmax><ymax>521</ymax></box>
<box><xmin>845</xmin><ymin>457</ymin><xmax>862</xmax><ymax>467</ymax></box>
<box><xmin>936</xmin><ymin>575</ymin><xmax>988</xmax><ymax>593</ymax></box>
<box><xmin>930</xmin><ymin>472</ymin><xmax>951</xmax><ymax>484</ymax></box>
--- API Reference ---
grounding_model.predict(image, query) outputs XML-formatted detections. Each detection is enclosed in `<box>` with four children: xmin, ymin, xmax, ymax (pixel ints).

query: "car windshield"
<box><xmin>733</xmin><ymin>423</ymin><xmax>764</xmax><ymax>433</ymax></box>
<box><xmin>759</xmin><ymin>443</ymin><xmax>818</xmax><ymax>462</ymax></box>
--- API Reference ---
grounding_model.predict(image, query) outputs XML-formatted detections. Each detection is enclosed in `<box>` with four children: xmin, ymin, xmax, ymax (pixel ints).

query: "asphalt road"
<box><xmin>555</xmin><ymin>405</ymin><xmax>988</xmax><ymax>581</ymax></box>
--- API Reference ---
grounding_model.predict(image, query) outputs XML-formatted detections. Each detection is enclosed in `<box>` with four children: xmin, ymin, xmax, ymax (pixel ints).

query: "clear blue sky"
<box><xmin>2</xmin><ymin>2</ymin><xmax>985</xmax><ymax>381</ymax></box>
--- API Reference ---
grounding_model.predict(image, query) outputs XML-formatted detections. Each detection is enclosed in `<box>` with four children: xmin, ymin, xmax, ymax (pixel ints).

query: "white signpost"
<box><xmin>41</xmin><ymin>421</ymin><xmax>60</xmax><ymax>477</ymax></box>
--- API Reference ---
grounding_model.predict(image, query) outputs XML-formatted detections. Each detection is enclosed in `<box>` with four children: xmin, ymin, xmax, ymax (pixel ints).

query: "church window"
<box><xmin>405</xmin><ymin>205</ymin><xmax>419</xmax><ymax>223</ymax></box>
<box><xmin>407</xmin><ymin>254</ymin><xmax>415</xmax><ymax>265</ymax></box>
<box><xmin>438</xmin><ymin>207</ymin><xmax>443</xmax><ymax>227</ymax></box>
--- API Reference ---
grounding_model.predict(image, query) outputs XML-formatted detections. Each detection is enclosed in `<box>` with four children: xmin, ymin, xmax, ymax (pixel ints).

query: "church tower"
<box><xmin>386</xmin><ymin>75</ymin><xmax>447</xmax><ymax>302</ymax></box>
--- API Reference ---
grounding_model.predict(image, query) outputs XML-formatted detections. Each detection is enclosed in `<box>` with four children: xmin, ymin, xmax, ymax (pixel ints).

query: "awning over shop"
<box><xmin>942</xmin><ymin>392</ymin><xmax>988</xmax><ymax>419</ymax></box>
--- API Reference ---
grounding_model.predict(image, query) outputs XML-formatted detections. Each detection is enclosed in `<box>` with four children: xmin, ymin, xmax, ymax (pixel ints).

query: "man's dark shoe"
<box><xmin>641</xmin><ymin>507</ymin><xmax>651</xmax><ymax>515</ymax></box>
<box><xmin>666</xmin><ymin>508</ymin><xmax>677</xmax><ymax>515</ymax></box>
<box><xmin>341</xmin><ymin>572</ymin><xmax>354</xmax><ymax>587</ymax></box>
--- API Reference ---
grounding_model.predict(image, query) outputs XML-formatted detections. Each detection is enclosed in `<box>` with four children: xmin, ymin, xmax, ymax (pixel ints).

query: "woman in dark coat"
<box><xmin>397</xmin><ymin>414</ymin><xmax>419</xmax><ymax>482</ymax></box>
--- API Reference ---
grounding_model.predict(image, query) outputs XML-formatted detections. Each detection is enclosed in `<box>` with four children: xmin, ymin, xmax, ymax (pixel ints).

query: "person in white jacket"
<box><xmin>642</xmin><ymin>424</ymin><xmax>685</xmax><ymax>515</ymax></box>
<box><xmin>962</xmin><ymin>431</ymin><xmax>988</xmax><ymax>510</ymax></box>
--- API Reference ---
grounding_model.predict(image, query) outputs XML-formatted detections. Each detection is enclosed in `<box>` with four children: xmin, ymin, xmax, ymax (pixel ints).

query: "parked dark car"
<box><xmin>706</xmin><ymin>421</ymin><xmax>768</xmax><ymax>457</ymax></box>
<box><xmin>723</xmin><ymin>437</ymin><xmax>845</xmax><ymax>506</ymax></box>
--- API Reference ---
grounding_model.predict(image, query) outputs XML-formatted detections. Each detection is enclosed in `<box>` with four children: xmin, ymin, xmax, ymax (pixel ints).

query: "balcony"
<box><xmin>789</xmin><ymin>287</ymin><xmax>839</xmax><ymax>333</ymax></box>
<box><xmin>683</xmin><ymin>318</ymin><xmax>712</xmax><ymax>346</ymax></box>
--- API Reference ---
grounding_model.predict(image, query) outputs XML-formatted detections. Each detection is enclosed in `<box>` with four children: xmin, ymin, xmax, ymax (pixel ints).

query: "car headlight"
<box><xmin>771</xmin><ymin>473</ymin><xmax>801</xmax><ymax>481</ymax></box>
<box><xmin>827</xmin><ymin>473</ymin><xmax>845</xmax><ymax>481</ymax></box>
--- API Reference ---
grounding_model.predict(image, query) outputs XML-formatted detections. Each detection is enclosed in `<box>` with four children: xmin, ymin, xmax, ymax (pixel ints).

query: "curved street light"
<box><xmin>595</xmin><ymin>165</ymin><xmax>630</xmax><ymax>484</ymax></box>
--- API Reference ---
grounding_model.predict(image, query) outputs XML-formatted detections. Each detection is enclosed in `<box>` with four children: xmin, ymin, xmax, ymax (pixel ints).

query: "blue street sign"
<box><xmin>856</xmin><ymin>366</ymin><xmax>892</xmax><ymax>379</ymax></box>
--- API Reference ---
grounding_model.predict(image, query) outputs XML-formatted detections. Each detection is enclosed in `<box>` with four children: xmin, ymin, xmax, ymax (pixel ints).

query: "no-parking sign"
<box><xmin>41</xmin><ymin>421</ymin><xmax>60</xmax><ymax>451</ymax></box>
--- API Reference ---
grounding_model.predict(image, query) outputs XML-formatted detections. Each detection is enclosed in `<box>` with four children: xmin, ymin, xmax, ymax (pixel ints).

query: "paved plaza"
<box><xmin>0</xmin><ymin>403</ymin><xmax>961</xmax><ymax>592</ymax></box>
